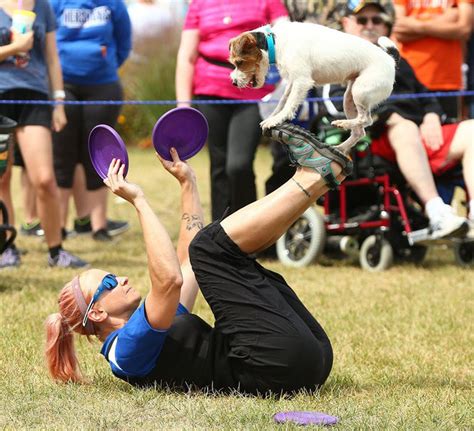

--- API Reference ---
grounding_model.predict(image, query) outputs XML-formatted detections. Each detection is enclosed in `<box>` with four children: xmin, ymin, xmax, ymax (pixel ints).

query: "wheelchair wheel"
<box><xmin>276</xmin><ymin>207</ymin><xmax>326</xmax><ymax>267</ymax></box>
<box><xmin>359</xmin><ymin>235</ymin><xmax>394</xmax><ymax>271</ymax></box>
<box><xmin>453</xmin><ymin>241</ymin><xmax>474</xmax><ymax>267</ymax></box>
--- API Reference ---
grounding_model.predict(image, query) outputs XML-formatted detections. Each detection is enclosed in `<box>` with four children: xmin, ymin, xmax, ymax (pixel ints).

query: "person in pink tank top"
<box><xmin>176</xmin><ymin>0</ymin><xmax>288</xmax><ymax>220</ymax></box>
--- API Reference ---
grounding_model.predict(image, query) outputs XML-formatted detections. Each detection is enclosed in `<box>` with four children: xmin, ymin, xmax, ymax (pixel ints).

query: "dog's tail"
<box><xmin>377</xmin><ymin>36</ymin><xmax>400</xmax><ymax>65</ymax></box>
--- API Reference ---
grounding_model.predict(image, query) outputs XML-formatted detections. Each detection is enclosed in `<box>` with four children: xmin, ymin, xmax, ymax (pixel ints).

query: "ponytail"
<box><xmin>45</xmin><ymin>313</ymin><xmax>83</xmax><ymax>383</ymax></box>
<box><xmin>44</xmin><ymin>278</ymin><xmax>93</xmax><ymax>383</ymax></box>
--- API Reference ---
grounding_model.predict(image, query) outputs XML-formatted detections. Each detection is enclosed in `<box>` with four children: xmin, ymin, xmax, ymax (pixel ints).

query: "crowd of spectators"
<box><xmin>0</xmin><ymin>0</ymin><xmax>472</xmax><ymax>269</ymax></box>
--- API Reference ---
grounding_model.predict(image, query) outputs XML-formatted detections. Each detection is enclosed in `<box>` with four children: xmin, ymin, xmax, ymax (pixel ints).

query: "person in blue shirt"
<box><xmin>0</xmin><ymin>0</ymin><xmax>88</xmax><ymax>268</ymax></box>
<box><xmin>49</xmin><ymin>0</ymin><xmax>132</xmax><ymax>241</ymax></box>
<box><xmin>45</xmin><ymin>127</ymin><xmax>351</xmax><ymax>394</ymax></box>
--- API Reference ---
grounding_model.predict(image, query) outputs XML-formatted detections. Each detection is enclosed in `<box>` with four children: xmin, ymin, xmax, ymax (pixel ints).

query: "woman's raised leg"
<box><xmin>221</xmin><ymin>125</ymin><xmax>347</xmax><ymax>254</ymax></box>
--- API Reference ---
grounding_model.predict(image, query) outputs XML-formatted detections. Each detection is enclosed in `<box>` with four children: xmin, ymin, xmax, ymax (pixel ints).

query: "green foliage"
<box><xmin>118</xmin><ymin>28</ymin><xmax>182</xmax><ymax>146</ymax></box>
<box><xmin>1</xmin><ymin>148</ymin><xmax>473</xmax><ymax>429</ymax></box>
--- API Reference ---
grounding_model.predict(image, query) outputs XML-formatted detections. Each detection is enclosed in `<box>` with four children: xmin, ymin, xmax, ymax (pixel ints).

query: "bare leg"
<box><xmin>0</xmin><ymin>152</ymin><xmax>14</xmax><ymax>227</ymax></box>
<box><xmin>386</xmin><ymin>115</ymin><xmax>439</xmax><ymax>205</ymax></box>
<box><xmin>446</xmin><ymin>119</ymin><xmax>474</xmax><ymax>199</ymax></box>
<box><xmin>72</xmin><ymin>164</ymin><xmax>107</xmax><ymax>231</ymax></box>
<box><xmin>221</xmin><ymin>164</ymin><xmax>344</xmax><ymax>254</ymax></box>
<box><xmin>20</xmin><ymin>168</ymin><xmax>38</xmax><ymax>223</ymax></box>
<box><xmin>71</xmin><ymin>164</ymin><xmax>89</xmax><ymax>219</ymax></box>
<box><xmin>58</xmin><ymin>187</ymin><xmax>72</xmax><ymax>228</ymax></box>
<box><xmin>17</xmin><ymin>126</ymin><xmax>62</xmax><ymax>248</ymax></box>
<box><xmin>87</xmin><ymin>188</ymin><xmax>108</xmax><ymax>232</ymax></box>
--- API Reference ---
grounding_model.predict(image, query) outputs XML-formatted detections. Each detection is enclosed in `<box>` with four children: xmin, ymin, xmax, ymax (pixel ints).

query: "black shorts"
<box><xmin>189</xmin><ymin>222</ymin><xmax>333</xmax><ymax>394</ymax></box>
<box><xmin>0</xmin><ymin>89</ymin><xmax>52</xmax><ymax>167</ymax></box>
<box><xmin>52</xmin><ymin>81</ymin><xmax>123</xmax><ymax>190</ymax></box>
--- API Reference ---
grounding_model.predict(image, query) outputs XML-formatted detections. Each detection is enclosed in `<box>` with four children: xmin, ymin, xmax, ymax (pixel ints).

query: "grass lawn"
<box><xmin>0</xmin><ymin>146</ymin><xmax>472</xmax><ymax>430</ymax></box>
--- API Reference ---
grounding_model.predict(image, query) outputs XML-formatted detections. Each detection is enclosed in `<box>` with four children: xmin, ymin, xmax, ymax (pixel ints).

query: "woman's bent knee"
<box><xmin>33</xmin><ymin>175</ymin><xmax>58</xmax><ymax>197</ymax></box>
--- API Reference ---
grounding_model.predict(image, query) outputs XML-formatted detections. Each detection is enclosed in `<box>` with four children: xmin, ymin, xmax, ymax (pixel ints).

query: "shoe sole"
<box><xmin>430</xmin><ymin>221</ymin><xmax>469</xmax><ymax>241</ymax></box>
<box><xmin>74</xmin><ymin>223</ymin><xmax>129</xmax><ymax>237</ymax></box>
<box><xmin>20</xmin><ymin>230</ymin><xmax>44</xmax><ymax>237</ymax></box>
<box><xmin>107</xmin><ymin>224</ymin><xmax>130</xmax><ymax>237</ymax></box>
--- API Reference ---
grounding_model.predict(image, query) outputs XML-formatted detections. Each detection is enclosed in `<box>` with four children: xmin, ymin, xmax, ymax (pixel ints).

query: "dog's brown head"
<box><xmin>229</xmin><ymin>32</ymin><xmax>268</xmax><ymax>89</ymax></box>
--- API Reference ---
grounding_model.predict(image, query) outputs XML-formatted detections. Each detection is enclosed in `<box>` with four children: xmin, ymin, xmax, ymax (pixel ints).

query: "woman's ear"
<box><xmin>87</xmin><ymin>307</ymin><xmax>108</xmax><ymax>324</ymax></box>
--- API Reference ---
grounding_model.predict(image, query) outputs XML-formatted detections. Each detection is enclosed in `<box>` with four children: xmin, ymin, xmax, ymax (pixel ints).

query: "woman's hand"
<box><xmin>10</xmin><ymin>31</ymin><xmax>34</xmax><ymax>53</ymax></box>
<box><xmin>420</xmin><ymin>113</ymin><xmax>443</xmax><ymax>151</ymax></box>
<box><xmin>51</xmin><ymin>104</ymin><xmax>67</xmax><ymax>132</ymax></box>
<box><xmin>157</xmin><ymin>147</ymin><xmax>197</xmax><ymax>185</ymax></box>
<box><xmin>104</xmin><ymin>158</ymin><xmax>145</xmax><ymax>205</ymax></box>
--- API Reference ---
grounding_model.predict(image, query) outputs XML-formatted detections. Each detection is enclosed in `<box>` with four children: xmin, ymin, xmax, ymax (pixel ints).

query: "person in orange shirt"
<box><xmin>392</xmin><ymin>0</ymin><xmax>473</xmax><ymax>120</ymax></box>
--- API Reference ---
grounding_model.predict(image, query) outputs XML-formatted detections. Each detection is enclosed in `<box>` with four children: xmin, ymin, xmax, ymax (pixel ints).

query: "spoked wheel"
<box><xmin>359</xmin><ymin>234</ymin><xmax>394</xmax><ymax>271</ymax></box>
<box><xmin>276</xmin><ymin>207</ymin><xmax>326</xmax><ymax>267</ymax></box>
<box><xmin>453</xmin><ymin>240</ymin><xmax>474</xmax><ymax>267</ymax></box>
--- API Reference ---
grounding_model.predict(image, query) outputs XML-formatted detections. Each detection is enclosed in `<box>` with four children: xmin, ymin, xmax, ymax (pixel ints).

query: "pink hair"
<box><xmin>44</xmin><ymin>278</ymin><xmax>92</xmax><ymax>383</ymax></box>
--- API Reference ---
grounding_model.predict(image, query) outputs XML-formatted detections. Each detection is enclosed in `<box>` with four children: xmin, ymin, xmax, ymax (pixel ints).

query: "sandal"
<box><xmin>264</xmin><ymin>122</ymin><xmax>353</xmax><ymax>189</ymax></box>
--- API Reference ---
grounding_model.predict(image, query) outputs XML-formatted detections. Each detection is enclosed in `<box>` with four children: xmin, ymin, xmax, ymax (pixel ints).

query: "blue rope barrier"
<box><xmin>0</xmin><ymin>90</ymin><xmax>473</xmax><ymax>106</ymax></box>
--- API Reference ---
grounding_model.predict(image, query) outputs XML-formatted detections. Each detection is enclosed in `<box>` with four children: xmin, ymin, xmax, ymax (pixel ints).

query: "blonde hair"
<box><xmin>44</xmin><ymin>277</ymin><xmax>93</xmax><ymax>383</ymax></box>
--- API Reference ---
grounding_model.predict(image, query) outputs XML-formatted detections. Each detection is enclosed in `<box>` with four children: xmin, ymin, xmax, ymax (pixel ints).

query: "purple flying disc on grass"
<box><xmin>88</xmin><ymin>125</ymin><xmax>129</xmax><ymax>180</ymax></box>
<box><xmin>152</xmin><ymin>107</ymin><xmax>208</xmax><ymax>161</ymax></box>
<box><xmin>273</xmin><ymin>411</ymin><xmax>339</xmax><ymax>426</ymax></box>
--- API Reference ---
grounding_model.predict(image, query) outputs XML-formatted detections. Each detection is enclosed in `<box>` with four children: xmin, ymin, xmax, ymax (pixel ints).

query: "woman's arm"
<box><xmin>44</xmin><ymin>31</ymin><xmax>66</xmax><ymax>132</ymax></box>
<box><xmin>0</xmin><ymin>31</ymin><xmax>33</xmax><ymax>62</ymax></box>
<box><xmin>158</xmin><ymin>148</ymin><xmax>204</xmax><ymax>312</ymax></box>
<box><xmin>104</xmin><ymin>159</ymin><xmax>183</xmax><ymax>330</ymax></box>
<box><xmin>175</xmin><ymin>29</ymin><xmax>199</xmax><ymax>107</ymax></box>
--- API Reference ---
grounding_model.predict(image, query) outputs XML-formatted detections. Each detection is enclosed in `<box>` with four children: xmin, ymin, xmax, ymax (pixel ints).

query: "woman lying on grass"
<box><xmin>45</xmin><ymin>124</ymin><xmax>351</xmax><ymax>395</ymax></box>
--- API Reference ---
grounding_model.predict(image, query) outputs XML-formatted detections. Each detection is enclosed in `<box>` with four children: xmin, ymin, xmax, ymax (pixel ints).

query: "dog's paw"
<box><xmin>260</xmin><ymin>117</ymin><xmax>283</xmax><ymax>130</ymax></box>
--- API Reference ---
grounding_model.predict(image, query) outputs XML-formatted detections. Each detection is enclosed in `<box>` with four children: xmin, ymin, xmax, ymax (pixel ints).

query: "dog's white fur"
<box><xmin>229</xmin><ymin>21</ymin><xmax>397</xmax><ymax>153</ymax></box>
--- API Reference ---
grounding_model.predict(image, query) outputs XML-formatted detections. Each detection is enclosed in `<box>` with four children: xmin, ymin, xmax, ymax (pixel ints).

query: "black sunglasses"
<box><xmin>356</xmin><ymin>16</ymin><xmax>385</xmax><ymax>25</ymax></box>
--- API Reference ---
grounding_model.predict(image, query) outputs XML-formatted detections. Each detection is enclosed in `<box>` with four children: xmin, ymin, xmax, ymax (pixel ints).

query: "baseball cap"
<box><xmin>346</xmin><ymin>0</ymin><xmax>393</xmax><ymax>16</ymax></box>
<box><xmin>346</xmin><ymin>0</ymin><xmax>394</xmax><ymax>24</ymax></box>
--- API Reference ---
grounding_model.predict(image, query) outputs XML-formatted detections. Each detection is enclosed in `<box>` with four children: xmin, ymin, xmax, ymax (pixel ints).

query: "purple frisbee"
<box><xmin>152</xmin><ymin>107</ymin><xmax>208</xmax><ymax>161</ymax></box>
<box><xmin>273</xmin><ymin>411</ymin><xmax>339</xmax><ymax>426</ymax></box>
<box><xmin>88</xmin><ymin>125</ymin><xmax>129</xmax><ymax>180</ymax></box>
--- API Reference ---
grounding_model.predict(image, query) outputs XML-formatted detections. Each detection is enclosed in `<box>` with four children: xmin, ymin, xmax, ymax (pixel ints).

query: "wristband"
<box><xmin>52</xmin><ymin>90</ymin><xmax>66</xmax><ymax>100</ymax></box>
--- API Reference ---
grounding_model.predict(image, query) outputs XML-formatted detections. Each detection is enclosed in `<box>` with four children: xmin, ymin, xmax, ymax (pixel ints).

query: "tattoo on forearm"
<box><xmin>182</xmin><ymin>213</ymin><xmax>204</xmax><ymax>231</ymax></box>
<box><xmin>291</xmin><ymin>178</ymin><xmax>311</xmax><ymax>198</ymax></box>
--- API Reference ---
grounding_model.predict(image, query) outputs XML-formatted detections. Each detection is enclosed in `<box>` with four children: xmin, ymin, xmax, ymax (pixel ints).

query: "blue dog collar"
<box><xmin>263</xmin><ymin>25</ymin><xmax>276</xmax><ymax>64</ymax></box>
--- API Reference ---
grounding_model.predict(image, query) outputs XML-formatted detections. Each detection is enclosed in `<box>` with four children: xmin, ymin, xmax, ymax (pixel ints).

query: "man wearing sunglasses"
<box><xmin>313</xmin><ymin>0</ymin><xmax>473</xmax><ymax>240</ymax></box>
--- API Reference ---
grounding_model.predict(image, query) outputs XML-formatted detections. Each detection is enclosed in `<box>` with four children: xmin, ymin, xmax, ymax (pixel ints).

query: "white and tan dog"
<box><xmin>229</xmin><ymin>21</ymin><xmax>399</xmax><ymax>153</ymax></box>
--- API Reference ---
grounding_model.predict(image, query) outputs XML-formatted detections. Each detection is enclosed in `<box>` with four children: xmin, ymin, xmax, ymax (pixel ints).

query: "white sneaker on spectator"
<box><xmin>428</xmin><ymin>205</ymin><xmax>469</xmax><ymax>240</ymax></box>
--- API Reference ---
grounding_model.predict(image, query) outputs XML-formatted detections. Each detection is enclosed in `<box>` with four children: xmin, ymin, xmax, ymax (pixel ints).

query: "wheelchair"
<box><xmin>0</xmin><ymin>115</ymin><xmax>17</xmax><ymax>255</ymax></box>
<box><xmin>275</xmin><ymin>124</ymin><xmax>473</xmax><ymax>271</ymax></box>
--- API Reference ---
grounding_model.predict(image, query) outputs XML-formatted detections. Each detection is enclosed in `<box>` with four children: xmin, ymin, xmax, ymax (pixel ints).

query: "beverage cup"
<box><xmin>11</xmin><ymin>9</ymin><xmax>36</xmax><ymax>34</ymax></box>
<box><xmin>11</xmin><ymin>10</ymin><xmax>35</xmax><ymax>68</ymax></box>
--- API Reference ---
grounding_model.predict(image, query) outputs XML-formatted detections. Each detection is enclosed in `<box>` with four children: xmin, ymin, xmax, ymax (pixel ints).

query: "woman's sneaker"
<box><xmin>20</xmin><ymin>220</ymin><xmax>44</xmax><ymax>237</ymax></box>
<box><xmin>48</xmin><ymin>249</ymin><xmax>90</xmax><ymax>268</ymax></box>
<box><xmin>73</xmin><ymin>216</ymin><xmax>129</xmax><ymax>237</ymax></box>
<box><xmin>0</xmin><ymin>246</ymin><xmax>21</xmax><ymax>268</ymax></box>
<box><xmin>264</xmin><ymin>122</ymin><xmax>353</xmax><ymax>189</ymax></box>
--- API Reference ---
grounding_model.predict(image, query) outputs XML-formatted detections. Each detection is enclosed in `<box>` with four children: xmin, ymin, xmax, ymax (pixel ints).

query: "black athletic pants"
<box><xmin>189</xmin><ymin>221</ymin><xmax>333</xmax><ymax>394</ymax></box>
